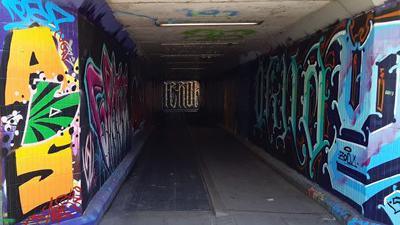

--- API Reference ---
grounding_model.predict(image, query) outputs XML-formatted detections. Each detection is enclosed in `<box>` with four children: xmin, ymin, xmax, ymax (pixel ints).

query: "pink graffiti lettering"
<box><xmin>84</xmin><ymin>45</ymin><xmax>129</xmax><ymax>170</ymax></box>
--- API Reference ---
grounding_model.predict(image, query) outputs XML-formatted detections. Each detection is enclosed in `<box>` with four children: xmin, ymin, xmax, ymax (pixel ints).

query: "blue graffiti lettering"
<box><xmin>378</xmin><ymin>186</ymin><xmax>400</xmax><ymax>224</ymax></box>
<box><xmin>2</xmin><ymin>0</ymin><xmax>75</xmax><ymax>31</ymax></box>
<box><xmin>181</xmin><ymin>9</ymin><xmax>239</xmax><ymax>17</ymax></box>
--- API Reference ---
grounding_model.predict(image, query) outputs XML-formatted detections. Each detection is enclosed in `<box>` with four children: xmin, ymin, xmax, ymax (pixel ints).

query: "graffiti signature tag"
<box><xmin>163</xmin><ymin>81</ymin><xmax>200</xmax><ymax>111</ymax></box>
<box><xmin>388</xmin><ymin>196</ymin><xmax>400</xmax><ymax>214</ymax></box>
<box><xmin>183</xmin><ymin>29</ymin><xmax>256</xmax><ymax>41</ymax></box>
<box><xmin>22</xmin><ymin>186</ymin><xmax>81</xmax><ymax>224</ymax></box>
<box><xmin>2</xmin><ymin>0</ymin><xmax>75</xmax><ymax>31</ymax></box>
<box><xmin>181</xmin><ymin>9</ymin><xmax>239</xmax><ymax>17</ymax></box>
<box><xmin>338</xmin><ymin>146</ymin><xmax>358</xmax><ymax>168</ymax></box>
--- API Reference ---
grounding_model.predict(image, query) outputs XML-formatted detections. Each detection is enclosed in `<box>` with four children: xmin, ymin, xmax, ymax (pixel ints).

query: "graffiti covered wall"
<box><xmin>244</xmin><ymin>5</ymin><xmax>400</xmax><ymax>225</ymax></box>
<box><xmin>0</xmin><ymin>1</ymin><xmax>81</xmax><ymax>224</ymax></box>
<box><xmin>78</xmin><ymin>15</ymin><xmax>141</xmax><ymax>209</ymax></box>
<box><xmin>0</xmin><ymin>1</ymin><xmax>144</xmax><ymax>224</ymax></box>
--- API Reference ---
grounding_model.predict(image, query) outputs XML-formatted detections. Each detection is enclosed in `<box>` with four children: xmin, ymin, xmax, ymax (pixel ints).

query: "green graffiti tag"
<box><xmin>287</xmin><ymin>54</ymin><xmax>305</xmax><ymax>165</ymax></box>
<box><xmin>180</xmin><ymin>9</ymin><xmax>239</xmax><ymax>17</ymax></box>
<box><xmin>183</xmin><ymin>29</ymin><xmax>256</xmax><ymax>41</ymax></box>
<box><xmin>277</xmin><ymin>55</ymin><xmax>289</xmax><ymax>146</ymax></box>
<box><xmin>1</xmin><ymin>218</ymin><xmax>16</xmax><ymax>225</ymax></box>
<box><xmin>299</xmin><ymin>41</ymin><xmax>329</xmax><ymax>178</ymax></box>
<box><xmin>23</xmin><ymin>81</ymin><xmax>80</xmax><ymax>144</ymax></box>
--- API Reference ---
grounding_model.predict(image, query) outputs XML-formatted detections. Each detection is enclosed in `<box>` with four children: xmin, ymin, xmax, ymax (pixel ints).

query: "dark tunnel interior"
<box><xmin>0</xmin><ymin>1</ymin><xmax>400</xmax><ymax>225</ymax></box>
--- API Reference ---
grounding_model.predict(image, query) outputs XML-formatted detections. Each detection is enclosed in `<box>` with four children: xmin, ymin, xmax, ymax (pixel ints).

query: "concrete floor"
<box><xmin>100</xmin><ymin>117</ymin><xmax>338</xmax><ymax>225</ymax></box>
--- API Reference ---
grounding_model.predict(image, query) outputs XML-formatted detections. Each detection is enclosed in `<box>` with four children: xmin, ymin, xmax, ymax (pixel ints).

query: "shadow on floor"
<box><xmin>100</xmin><ymin>115</ymin><xmax>338</xmax><ymax>225</ymax></box>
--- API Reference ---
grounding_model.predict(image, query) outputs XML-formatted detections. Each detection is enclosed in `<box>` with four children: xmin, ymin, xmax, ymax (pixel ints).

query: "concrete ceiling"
<box><xmin>106</xmin><ymin>0</ymin><xmax>385</xmax><ymax>79</ymax></box>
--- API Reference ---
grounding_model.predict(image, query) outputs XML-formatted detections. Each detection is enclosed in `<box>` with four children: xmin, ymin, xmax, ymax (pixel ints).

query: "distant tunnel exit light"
<box><xmin>163</xmin><ymin>81</ymin><xmax>200</xmax><ymax>112</ymax></box>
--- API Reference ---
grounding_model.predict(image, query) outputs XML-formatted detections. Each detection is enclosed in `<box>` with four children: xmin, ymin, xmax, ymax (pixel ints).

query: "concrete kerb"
<box><xmin>186</xmin><ymin>125</ymin><xmax>230</xmax><ymax>218</ymax></box>
<box><xmin>220</xmin><ymin>126</ymin><xmax>384</xmax><ymax>225</ymax></box>
<box><xmin>59</xmin><ymin>125</ymin><xmax>154</xmax><ymax>225</ymax></box>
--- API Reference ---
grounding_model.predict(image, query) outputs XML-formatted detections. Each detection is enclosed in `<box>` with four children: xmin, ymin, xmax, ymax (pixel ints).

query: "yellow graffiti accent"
<box><xmin>5</xmin><ymin>26</ymin><xmax>67</xmax><ymax>105</ymax></box>
<box><xmin>65</xmin><ymin>74</ymin><xmax>79</xmax><ymax>89</ymax></box>
<box><xmin>74</xmin><ymin>59</ymin><xmax>79</xmax><ymax>74</ymax></box>
<box><xmin>15</xmin><ymin>131</ymin><xmax>73</xmax><ymax>214</ymax></box>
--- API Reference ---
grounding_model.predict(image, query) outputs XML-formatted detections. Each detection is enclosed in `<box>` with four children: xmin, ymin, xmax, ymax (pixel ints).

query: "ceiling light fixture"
<box><xmin>158</xmin><ymin>21</ymin><xmax>262</xmax><ymax>27</ymax></box>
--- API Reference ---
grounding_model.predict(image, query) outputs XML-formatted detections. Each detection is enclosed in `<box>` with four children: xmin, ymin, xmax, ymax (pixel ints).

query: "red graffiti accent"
<box><xmin>321</xmin><ymin>20</ymin><xmax>347</xmax><ymax>54</ymax></box>
<box><xmin>361</xmin><ymin>158</ymin><xmax>371</xmax><ymax>167</ymax></box>
<box><xmin>22</xmin><ymin>186</ymin><xmax>81</xmax><ymax>225</ymax></box>
<box><xmin>325</xmin><ymin>51</ymin><xmax>337</xmax><ymax>69</ymax></box>
<box><xmin>337</xmin><ymin>176</ymin><xmax>348</xmax><ymax>185</ymax></box>
<box><xmin>362</xmin><ymin>141</ymin><xmax>385</xmax><ymax>167</ymax></box>
<box><xmin>85</xmin><ymin>64</ymin><xmax>106</xmax><ymax>139</ymax></box>
<box><xmin>54</xmin><ymin>31</ymin><xmax>76</xmax><ymax>68</ymax></box>
<box><xmin>60</xmin><ymin>41</ymin><xmax>72</xmax><ymax>61</ymax></box>
<box><xmin>349</xmin><ymin>12</ymin><xmax>374</xmax><ymax>45</ymax></box>
<box><xmin>306</xmin><ymin>187</ymin><xmax>325</xmax><ymax>202</ymax></box>
<box><xmin>309</xmin><ymin>55</ymin><xmax>316</xmax><ymax>65</ymax></box>
<box><xmin>306</xmin><ymin>187</ymin><xmax>315</xmax><ymax>197</ymax></box>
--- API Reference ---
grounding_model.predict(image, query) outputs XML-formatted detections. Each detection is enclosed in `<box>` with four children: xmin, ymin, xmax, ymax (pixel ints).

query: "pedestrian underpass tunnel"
<box><xmin>0</xmin><ymin>0</ymin><xmax>399</xmax><ymax>225</ymax></box>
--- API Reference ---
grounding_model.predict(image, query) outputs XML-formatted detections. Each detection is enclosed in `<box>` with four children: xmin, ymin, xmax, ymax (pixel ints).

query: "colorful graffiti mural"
<box><xmin>78</xmin><ymin>15</ymin><xmax>142</xmax><ymax>209</ymax></box>
<box><xmin>0</xmin><ymin>2</ymin><xmax>81</xmax><ymax>223</ymax></box>
<box><xmin>82</xmin><ymin>44</ymin><xmax>130</xmax><ymax>189</ymax></box>
<box><xmin>250</xmin><ymin>7</ymin><xmax>400</xmax><ymax>225</ymax></box>
<box><xmin>0</xmin><ymin>1</ymin><xmax>142</xmax><ymax>224</ymax></box>
<box><xmin>83</xmin><ymin>45</ymin><xmax>129</xmax><ymax>171</ymax></box>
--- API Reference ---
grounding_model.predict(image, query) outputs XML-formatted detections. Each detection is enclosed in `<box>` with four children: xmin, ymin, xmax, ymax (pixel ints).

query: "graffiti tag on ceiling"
<box><xmin>179</xmin><ymin>8</ymin><xmax>239</xmax><ymax>17</ymax></box>
<box><xmin>183</xmin><ymin>29</ymin><xmax>256</xmax><ymax>41</ymax></box>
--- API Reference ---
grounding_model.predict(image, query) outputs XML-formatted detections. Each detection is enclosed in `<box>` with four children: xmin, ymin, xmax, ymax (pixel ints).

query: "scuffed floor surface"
<box><xmin>100</xmin><ymin>119</ymin><xmax>338</xmax><ymax>225</ymax></box>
